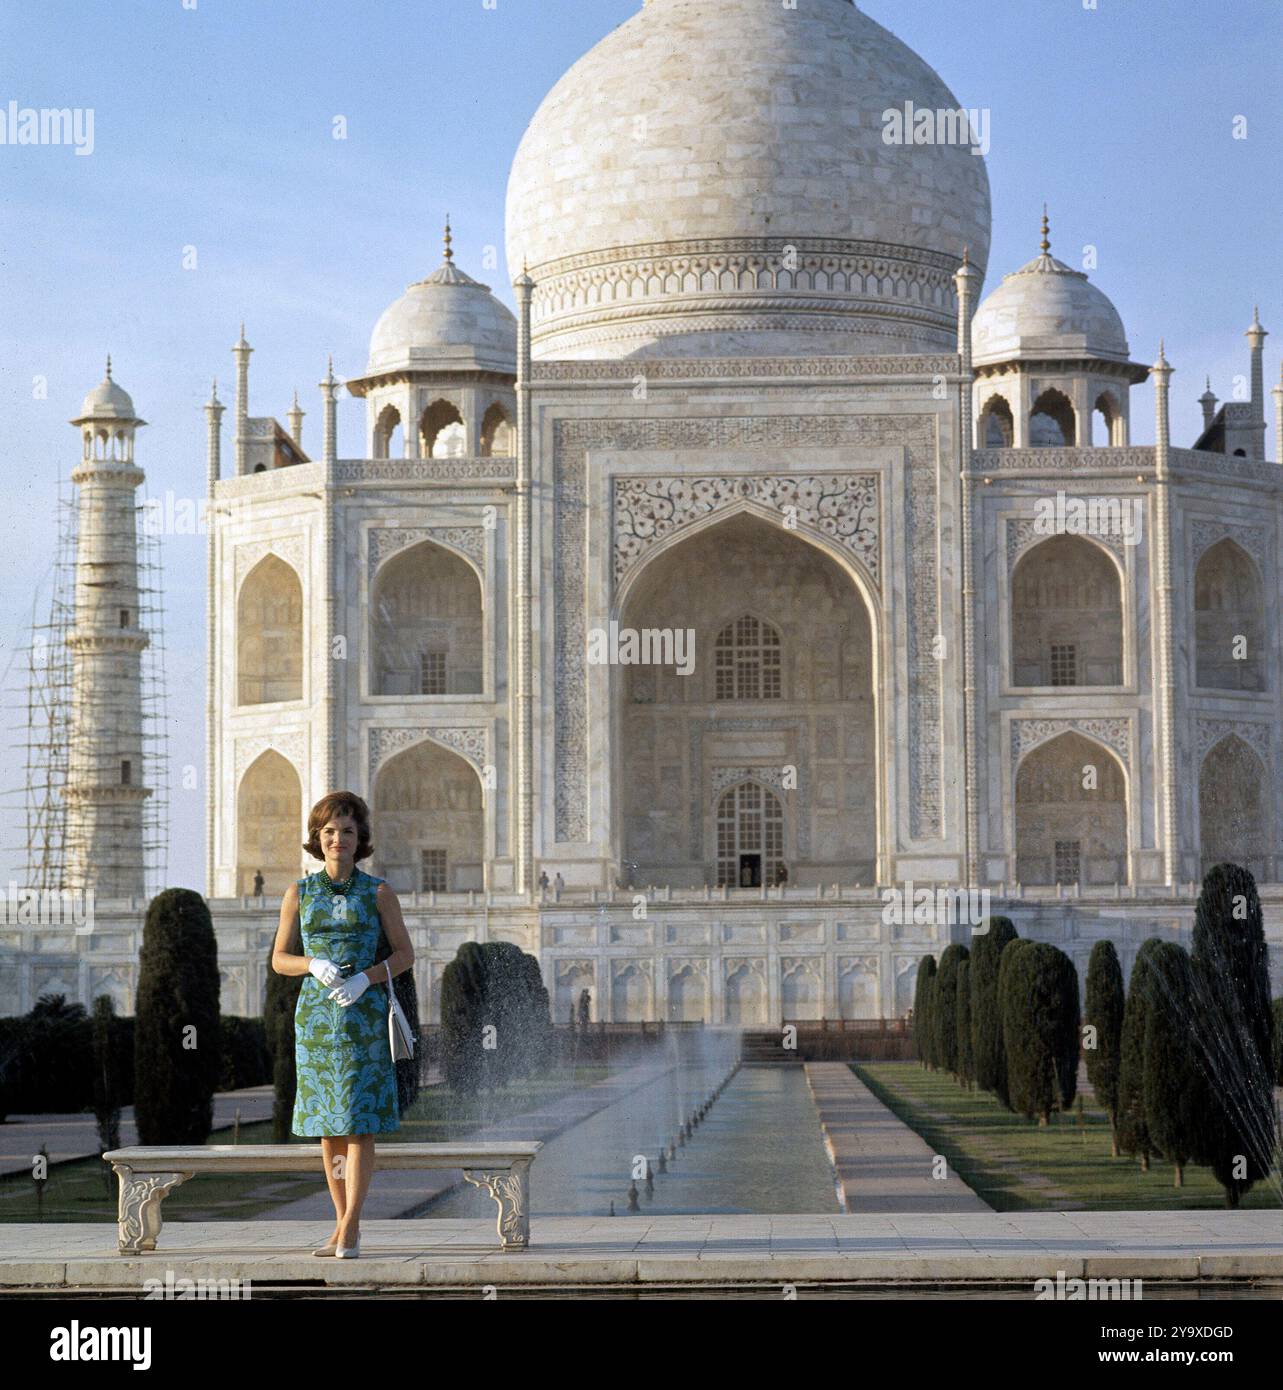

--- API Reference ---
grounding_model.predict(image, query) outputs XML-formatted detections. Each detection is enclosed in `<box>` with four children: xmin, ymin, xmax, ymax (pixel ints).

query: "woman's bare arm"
<box><xmin>270</xmin><ymin>881</ymin><xmax>310</xmax><ymax>976</ymax></box>
<box><xmin>372</xmin><ymin>882</ymin><xmax>415</xmax><ymax>986</ymax></box>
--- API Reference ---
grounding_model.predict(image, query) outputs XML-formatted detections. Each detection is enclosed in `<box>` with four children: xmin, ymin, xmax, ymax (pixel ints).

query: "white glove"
<box><xmin>329</xmin><ymin>972</ymin><xmax>370</xmax><ymax>1007</ymax></box>
<box><xmin>308</xmin><ymin>958</ymin><xmax>341</xmax><ymax>987</ymax></box>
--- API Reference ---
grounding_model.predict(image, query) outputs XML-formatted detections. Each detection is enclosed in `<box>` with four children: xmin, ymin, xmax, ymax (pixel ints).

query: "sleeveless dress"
<box><xmin>292</xmin><ymin>867</ymin><xmax>400</xmax><ymax>1137</ymax></box>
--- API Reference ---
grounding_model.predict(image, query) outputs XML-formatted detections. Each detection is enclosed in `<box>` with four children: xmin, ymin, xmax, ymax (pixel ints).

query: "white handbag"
<box><xmin>386</xmin><ymin>969</ymin><xmax>415</xmax><ymax>1061</ymax></box>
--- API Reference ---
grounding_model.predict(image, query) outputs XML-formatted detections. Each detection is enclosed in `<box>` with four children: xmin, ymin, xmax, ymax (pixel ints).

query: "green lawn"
<box><xmin>854</xmin><ymin>1061</ymin><xmax>1282</xmax><ymax>1212</ymax></box>
<box><xmin>0</xmin><ymin>1066</ymin><xmax>609</xmax><ymax>1225</ymax></box>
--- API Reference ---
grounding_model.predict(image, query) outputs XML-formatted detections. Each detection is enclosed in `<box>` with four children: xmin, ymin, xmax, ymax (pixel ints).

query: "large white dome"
<box><xmin>506</xmin><ymin>0</ymin><xmax>991</xmax><ymax>359</ymax></box>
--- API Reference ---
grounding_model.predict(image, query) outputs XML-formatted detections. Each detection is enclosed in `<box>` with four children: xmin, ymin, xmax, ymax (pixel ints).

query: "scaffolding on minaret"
<box><xmin>13</xmin><ymin>469</ymin><xmax>170</xmax><ymax>901</ymax></box>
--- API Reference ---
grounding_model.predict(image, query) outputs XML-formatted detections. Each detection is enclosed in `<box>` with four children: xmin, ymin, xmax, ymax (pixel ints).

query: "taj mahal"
<box><xmin>12</xmin><ymin>0</ymin><xmax>1283</xmax><ymax>1026</ymax></box>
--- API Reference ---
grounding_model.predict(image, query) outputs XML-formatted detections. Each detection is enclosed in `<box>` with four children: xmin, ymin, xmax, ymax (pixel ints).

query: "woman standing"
<box><xmin>271</xmin><ymin>791</ymin><xmax>414</xmax><ymax>1259</ymax></box>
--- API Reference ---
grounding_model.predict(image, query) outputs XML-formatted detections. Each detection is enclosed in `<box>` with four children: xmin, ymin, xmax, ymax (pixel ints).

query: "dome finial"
<box><xmin>105</xmin><ymin>353</ymin><xmax>113</xmax><ymax>380</ymax></box>
<box><xmin>443</xmin><ymin>215</ymin><xmax>453</xmax><ymax>263</ymax></box>
<box><xmin>1040</xmin><ymin>205</ymin><xmax>1051</xmax><ymax>255</ymax></box>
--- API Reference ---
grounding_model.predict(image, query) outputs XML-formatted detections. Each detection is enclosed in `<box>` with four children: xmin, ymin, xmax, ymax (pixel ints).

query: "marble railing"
<box><xmin>212</xmin><ymin>457</ymin><xmax>516</xmax><ymax>497</ymax></box>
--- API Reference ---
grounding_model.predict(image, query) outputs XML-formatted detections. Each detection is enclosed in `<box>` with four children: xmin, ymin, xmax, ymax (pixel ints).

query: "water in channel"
<box><xmin>426</xmin><ymin>1063</ymin><xmax>841</xmax><ymax>1218</ymax></box>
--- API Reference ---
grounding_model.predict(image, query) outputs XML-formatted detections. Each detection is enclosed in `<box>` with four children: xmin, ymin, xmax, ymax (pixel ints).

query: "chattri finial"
<box><xmin>443</xmin><ymin>216</ymin><xmax>453</xmax><ymax>263</ymax></box>
<box><xmin>1040</xmin><ymin>204</ymin><xmax>1051</xmax><ymax>255</ymax></box>
<box><xmin>105</xmin><ymin>354</ymin><xmax>113</xmax><ymax>379</ymax></box>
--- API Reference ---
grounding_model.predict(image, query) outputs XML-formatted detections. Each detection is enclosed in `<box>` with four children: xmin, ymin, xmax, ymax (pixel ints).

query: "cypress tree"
<box><xmin>1189</xmin><ymin>863</ymin><xmax>1276</xmax><ymax>1208</ymax></box>
<box><xmin>1143</xmin><ymin>941</ymin><xmax>1198</xmax><ymax>1187</ymax></box>
<box><xmin>1272</xmin><ymin>998</ymin><xmax>1283</xmax><ymax>1086</ymax></box>
<box><xmin>91</xmin><ymin>995</ymin><xmax>122</xmax><ymax>1162</ymax></box>
<box><xmin>934</xmin><ymin>945</ymin><xmax>969</xmax><ymax>1078</ymax></box>
<box><xmin>1084</xmin><ymin>939</ymin><xmax>1126</xmax><ymax>1156</ymax></box>
<box><xmin>999</xmin><ymin>941</ymin><xmax>1079</xmax><ymax>1124</ymax></box>
<box><xmin>969</xmin><ymin>916</ymin><xmax>1019</xmax><ymax>1099</ymax></box>
<box><xmin>134</xmin><ymin>889</ymin><xmax>222</xmax><ymax>1145</ymax></box>
<box><xmin>1117</xmin><ymin>937</ymin><xmax>1164</xmax><ymax>1172</ymax></box>
<box><xmin>956</xmin><ymin>958</ymin><xmax>975</xmax><ymax>1089</ymax></box>
<box><xmin>992</xmin><ymin>935</ymin><xmax>1033</xmax><ymax>1109</ymax></box>
<box><xmin>441</xmin><ymin>941</ymin><xmax>490</xmax><ymax>1094</ymax></box>
<box><xmin>912</xmin><ymin>955</ymin><xmax>937</xmax><ymax>1068</ymax></box>
<box><xmin>441</xmin><ymin>942</ymin><xmax>550</xmax><ymax>1095</ymax></box>
<box><xmin>265</xmin><ymin>938</ymin><xmax>303</xmax><ymax>1142</ymax></box>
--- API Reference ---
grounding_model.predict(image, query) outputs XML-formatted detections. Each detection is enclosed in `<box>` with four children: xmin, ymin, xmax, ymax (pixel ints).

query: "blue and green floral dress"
<box><xmin>292</xmin><ymin>867</ymin><xmax>400</xmax><ymax>1137</ymax></box>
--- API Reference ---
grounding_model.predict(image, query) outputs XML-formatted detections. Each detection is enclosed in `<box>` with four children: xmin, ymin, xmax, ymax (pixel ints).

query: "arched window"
<box><xmin>1199</xmin><ymin>736</ymin><xmax>1269</xmax><ymax>881</ymax></box>
<box><xmin>236</xmin><ymin>749</ymin><xmax>302</xmax><ymax>895</ymax></box>
<box><xmin>979</xmin><ymin>394</ymin><xmax>1014</xmax><ymax>448</ymax></box>
<box><xmin>373</xmin><ymin>404</ymin><xmax>402</xmax><ymax>459</ymax></box>
<box><xmin>420</xmin><ymin>399</ymin><xmax>466</xmax><ymax>458</ymax></box>
<box><xmin>1093</xmin><ymin>392</ymin><xmax>1120</xmax><ymax>447</ymax></box>
<box><xmin>371</xmin><ymin>540</ymin><xmax>483</xmax><ymax>696</ymax></box>
<box><xmin>714</xmin><ymin>615</ymin><xmax>782</xmax><ymax>700</ymax></box>
<box><xmin>1030</xmin><ymin>388</ymin><xmax>1076</xmax><ymax>447</ymax></box>
<box><xmin>1015</xmin><ymin>732</ymin><xmax>1128</xmax><ymax>886</ymax></box>
<box><xmin>237</xmin><ymin>554</ymin><xmax>303</xmax><ymax>704</ymax></box>
<box><xmin>1011</xmin><ymin>536</ymin><xmax>1123</xmax><ymax>687</ymax></box>
<box><xmin>716</xmin><ymin>781</ymin><xmax>784</xmax><ymax>888</ymax></box>
<box><xmin>479</xmin><ymin>402</ymin><xmax>513</xmax><ymax>457</ymax></box>
<box><xmin>1195</xmin><ymin>539</ymin><xmax>1264</xmax><ymax>690</ymax></box>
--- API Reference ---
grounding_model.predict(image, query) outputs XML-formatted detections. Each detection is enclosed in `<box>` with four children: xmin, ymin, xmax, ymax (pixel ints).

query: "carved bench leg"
<box><xmin>461</xmin><ymin>1162</ymin><xmax>531</xmax><ymax>1250</ymax></box>
<box><xmin>112</xmin><ymin>1165</ymin><xmax>192</xmax><ymax>1255</ymax></box>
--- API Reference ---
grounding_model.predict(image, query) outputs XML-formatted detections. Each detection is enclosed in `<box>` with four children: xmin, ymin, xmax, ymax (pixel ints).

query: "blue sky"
<box><xmin>1</xmin><ymin>0</ymin><xmax>1279</xmax><ymax>892</ymax></box>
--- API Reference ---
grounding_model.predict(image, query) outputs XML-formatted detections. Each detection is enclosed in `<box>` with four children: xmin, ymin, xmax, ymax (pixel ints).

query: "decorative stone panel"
<box><xmin>367</xmin><ymin>525</ymin><xmax>486</xmax><ymax>586</ymax></box>
<box><xmin>614</xmin><ymin>474</ymin><xmax>879</xmax><ymax>587</ymax></box>
<box><xmin>1010</xmin><ymin>717</ymin><xmax>1131</xmax><ymax>769</ymax></box>
<box><xmin>367</xmin><ymin>726</ymin><xmax>488</xmax><ymax>778</ymax></box>
<box><xmin>554</xmin><ymin>414</ymin><xmax>939</xmax><ymax>843</ymax></box>
<box><xmin>234</xmin><ymin>534</ymin><xmax>306</xmax><ymax>589</ymax></box>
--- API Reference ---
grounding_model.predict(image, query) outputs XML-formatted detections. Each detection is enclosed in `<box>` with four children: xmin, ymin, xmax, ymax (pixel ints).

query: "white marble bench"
<box><xmin>102</xmin><ymin>1142</ymin><xmax>541</xmax><ymax>1254</ymax></box>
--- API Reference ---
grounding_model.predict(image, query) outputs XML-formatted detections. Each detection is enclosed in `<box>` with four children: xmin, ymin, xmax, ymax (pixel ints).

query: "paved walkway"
<box><xmin>805</xmin><ymin>1063</ymin><xmax>989</xmax><ymax>1212</ymax></box>
<box><xmin>0</xmin><ymin>1086</ymin><xmax>277</xmax><ymax>1177</ymax></box>
<box><xmin>3</xmin><ymin>1212</ymin><xmax>1280</xmax><ymax>1288</ymax></box>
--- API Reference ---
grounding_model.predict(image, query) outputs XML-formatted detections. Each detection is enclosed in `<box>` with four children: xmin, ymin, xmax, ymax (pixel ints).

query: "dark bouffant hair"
<box><xmin>303</xmin><ymin>791</ymin><xmax>373</xmax><ymax>862</ymax></box>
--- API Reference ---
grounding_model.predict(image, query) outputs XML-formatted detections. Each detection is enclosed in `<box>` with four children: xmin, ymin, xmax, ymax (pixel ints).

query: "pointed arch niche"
<box><xmin>371</xmin><ymin>736</ymin><xmax>485</xmax><ymax>894</ymax></box>
<box><xmin>236</xmin><ymin>749</ymin><xmax>302</xmax><ymax>896</ymax></box>
<box><xmin>237</xmin><ymin>554</ymin><xmax>303</xmax><ymax>705</ymax></box>
<box><xmin>1199</xmin><ymin>735</ymin><xmax>1270</xmax><ymax>882</ymax></box>
<box><xmin>1014</xmin><ymin>731</ymin><xmax>1128</xmax><ymax>886</ymax></box>
<box><xmin>370</xmin><ymin>540</ymin><xmax>483</xmax><ymax>696</ymax></box>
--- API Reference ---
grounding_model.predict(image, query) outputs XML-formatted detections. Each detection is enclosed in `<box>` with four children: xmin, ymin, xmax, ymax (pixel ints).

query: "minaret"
<box><xmin>1246</xmin><ymin>307</ymin><xmax>1268</xmax><ymax>459</ymax></box>
<box><xmin>955</xmin><ymin>247</ymin><xmax>983</xmax><ymax>886</ymax></box>
<box><xmin>204</xmin><ymin>380</ymin><xmax>224</xmax><ymax>896</ymax></box>
<box><xmin>233</xmin><ymin>324</ymin><xmax>252</xmax><ymax>475</ymax></box>
<box><xmin>287</xmin><ymin>390</ymin><xmax>305</xmax><ymax>449</ymax></box>
<box><xmin>65</xmin><ymin>360</ymin><xmax>151</xmax><ymax>898</ymax></box>
<box><xmin>514</xmin><ymin>262</ymin><xmax>535</xmax><ymax>893</ymax></box>
<box><xmin>1199</xmin><ymin>377</ymin><xmax>1218</xmax><ymax>431</ymax></box>
<box><xmin>1151</xmin><ymin>342</ymin><xmax>1178</xmax><ymax>884</ymax></box>
<box><xmin>1273</xmin><ymin>362</ymin><xmax>1283</xmax><ymax>465</ymax></box>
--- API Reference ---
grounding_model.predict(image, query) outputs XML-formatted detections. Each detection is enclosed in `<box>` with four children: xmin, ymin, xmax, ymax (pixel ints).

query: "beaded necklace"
<box><xmin>320</xmin><ymin>866</ymin><xmax>358</xmax><ymax>920</ymax></box>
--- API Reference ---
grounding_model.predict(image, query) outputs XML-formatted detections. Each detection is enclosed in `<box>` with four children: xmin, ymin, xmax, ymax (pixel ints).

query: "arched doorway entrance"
<box><xmin>371</xmin><ymin>738</ymin><xmax>485</xmax><ymax>893</ymax></box>
<box><xmin>1014</xmin><ymin>731</ymin><xmax>1128</xmax><ymax>886</ymax></box>
<box><xmin>614</xmin><ymin>511</ymin><xmax>877</xmax><ymax>888</ymax></box>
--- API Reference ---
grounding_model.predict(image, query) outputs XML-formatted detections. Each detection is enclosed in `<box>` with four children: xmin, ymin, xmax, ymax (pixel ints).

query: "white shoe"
<box><xmin>335</xmin><ymin>1239</ymin><xmax>360</xmax><ymax>1259</ymax></box>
